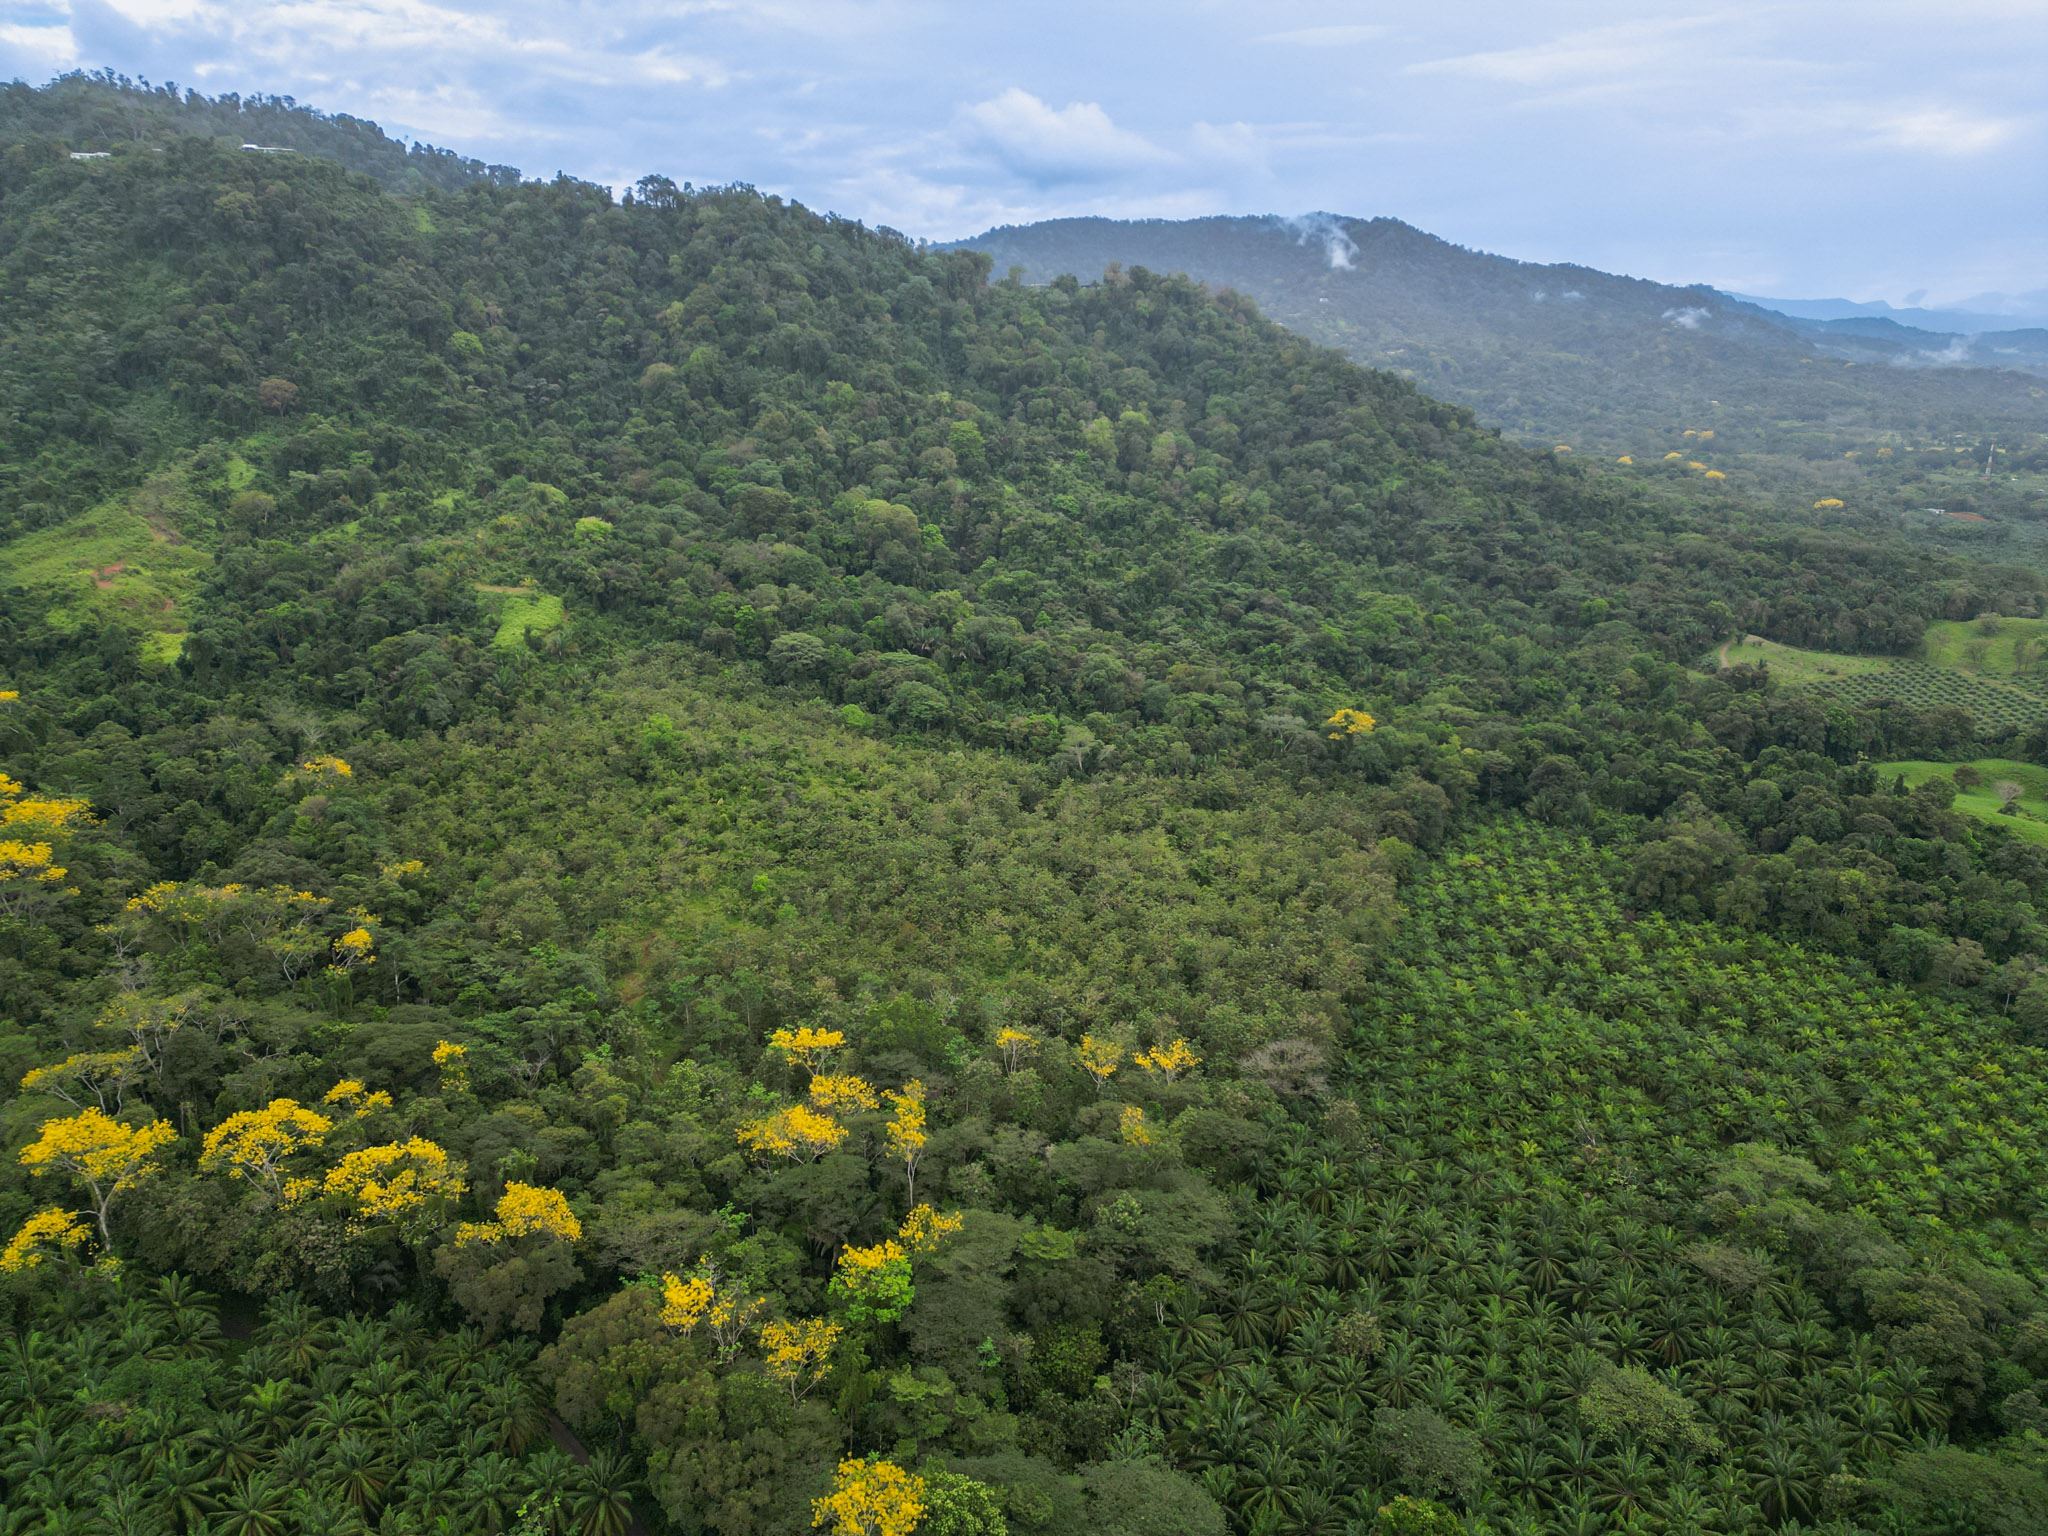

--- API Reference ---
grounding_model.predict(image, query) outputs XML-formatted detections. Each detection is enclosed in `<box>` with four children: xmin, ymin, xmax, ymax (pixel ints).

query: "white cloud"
<box><xmin>1407</xmin><ymin>17</ymin><xmax>1719</xmax><ymax>88</ymax></box>
<box><xmin>1664</xmin><ymin>305</ymin><xmax>1711</xmax><ymax>329</ymax></box>
<box><xmin>1872</xmin><ymin>106</ymin><xmax>2022</xmax><ymax>155</ymax></box>
<box><xmin>960</xmin><ymin>87</ymin><xmax>1171</xmax><ymax>183</ymax></box>
<box><xmin>0</xmin><ymin>22</ymin><xmax>79</xmax><ymax>66</ymax></box>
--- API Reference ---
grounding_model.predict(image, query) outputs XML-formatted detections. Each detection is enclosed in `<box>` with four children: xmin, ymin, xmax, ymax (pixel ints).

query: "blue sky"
<box><xmin>4</xmin><ymin>1</ymin><xmax>2045</xmax><ymax>304</ymax></box>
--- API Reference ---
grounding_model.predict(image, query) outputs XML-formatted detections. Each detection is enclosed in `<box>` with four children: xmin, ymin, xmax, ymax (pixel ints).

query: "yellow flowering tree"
<box><xmin>761</xmin><ymin>1317</ymin><xmax>842</xmax><ymax>1404</ymax></box>
<box><xmin>454</xmin><ymin>1181</ymin><xmax>583</xmax><ymax>1246</ymax></box>
<box><xmin>18</xmin><ymin>1107</ymin><xmax>177</xmax><ymax>1244</ymax></box>
<box><xmin>897</xmin><ymin>1204</ymin><xmax>963</xmax><ymax>1255</ymax></box>
<box><xmin>432</xmin><ymin>1040</ymin><xmax>469</xmax><ymax>1093</ymax></box>
<box><xmin>1120</xmin><ymin>1105</ymin><xmax>1153</xmax><ymax>1146</ymax></box>
<box><xmin>1075</xmin><ymin>1035</ymin><xmax>1122</xmax><ymax>1096</ymax></box>
<box><xmin>309</xmin><ymin>1137</ymin><xmax>465</xmax><ymax>1237</ymax></box>
<box><xmin>660</xmin><ymin>1263</ymin><xmax>765</xmax><ymax>1361</ymax></box>
<box><xmin>322</xmin><ymin>1078</ymin><xmax>393</xmax><ymax>1117</ymax></box>
<box><xmin>19</xmin><ymin>1048</ymin><xmax>145</xmax><ymax>1112</ymax></box>
<box><xmin>736</xmin><ymin>1104</ymin><xmax>848</xmax><ymax>1162</ymax></box>
<box><xmin>1324</xmin><ymin>708</ymin><xmax>1376</xmax><ymax>740</ymax></box>
<box><xmin>830</xmin><ymin>1238</ymin><xmax>912</xmax><ymax>1324</ymax></box>
<box><xmin>883</xmin><ymin>1080</ymin><xmax>928</xmax><ymax>1206</ymax></box>
<box><xmin>291</xmin><ymin>755</ymin><xmax>353</xmax><ymax>783</ymax></box>
<box><xmin>831</xmin><ymin>1206</ymin><xmax>962</xmax><ymax>1325</ymax></box>
<box><xmin>768</xmin><ymin>1026</ymin><xmax>846</xmax><ymax>1079</ymax></box>
<box><xmin>994</xmin><ymin>1026</ymin><xmax>1038</xmax><ymax>1075</ymax></box>
<box><xmin>809</xmin><ymin>1072</ymin><xmax>880</xmax><ymax>1113</ymax></box>
<box><xmin>0</xmin><ymin>1208</ymin><xmax>94</xmax><ymax>1273</ymax></box>
<box><xmin>1133</xmin><ymin>1037</ymin><xmax>1200</xmax><ymax>1082</ymax></box>
<box><xmin>812</xmin><ymin>1457</ymin><xmax>926</xmax><ymax>1536</ymax></box>
<box><xmin>329</xmin><ymin>920</ymin><xmax>378</xmax><ymax>977</ymax></box>
<box><xmin>199</xmin><ymin>1098</ymin><xmax>334</xmax><ymax>1199</ymax></box>
<box><xmin>0</xmin><ymin>768</ymin><xmax>92</xmax><ymax>918</ymax></box>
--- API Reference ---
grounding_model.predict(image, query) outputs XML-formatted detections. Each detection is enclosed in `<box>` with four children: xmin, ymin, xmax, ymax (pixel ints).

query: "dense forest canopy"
<box><xmin>4</xmin><ymin>75</ymin><xmax>2048</xmax><ymax>1535</ymax></box>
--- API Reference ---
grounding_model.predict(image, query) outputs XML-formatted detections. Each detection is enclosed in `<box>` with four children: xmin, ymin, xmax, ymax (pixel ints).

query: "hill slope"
<box><xmin>5</xmin><ymin>78</ymin><xmax>2048</xmax><ymax>1533</ymax></box>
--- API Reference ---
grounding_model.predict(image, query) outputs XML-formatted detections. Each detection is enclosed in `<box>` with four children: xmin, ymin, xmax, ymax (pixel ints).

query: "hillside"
<box><xmin>5</xmin><ymin>76</ymin><xmax>2048</xmax><ymax>1534</ymax></box>
<box><xmin>950</xmin><ymin>215</ymin><xmax>2048</xmax><ymax>529</ymax></box>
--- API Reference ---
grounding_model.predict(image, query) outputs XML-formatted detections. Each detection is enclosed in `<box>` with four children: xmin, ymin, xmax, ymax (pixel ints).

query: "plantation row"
<box><xmin>1151</xmin><ymin>825</ymin><xmax>2048</xmax><ymax>1532</ymax></box>
<box><xmin>1804</xmin><ymin>661</ymin><xmax>2048</xmax><ymax>733</ymax></box>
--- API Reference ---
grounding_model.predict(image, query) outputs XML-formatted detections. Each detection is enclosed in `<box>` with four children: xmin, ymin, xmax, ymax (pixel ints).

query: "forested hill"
<box><xmin>7</xmin><ymin>76</ymin><xmax>2048</xmax><ymax>1535</ymax></box>
<box><xmin>0</xmin><ymin>68</ymin><xmax>520</xmax><ymax>192</ymax></box>
<box><xmin>950</xmin><ymin>214</ymin><xmax>2048</xmax><ymax>458</ymax></box>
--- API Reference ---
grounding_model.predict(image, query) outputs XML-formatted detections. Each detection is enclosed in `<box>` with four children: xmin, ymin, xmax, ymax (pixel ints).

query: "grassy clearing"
<box><xmin>1924</xmin><ymin>615</ymin><xmax>2048</xmax><ymax>678</ymax></box>
<box><xmin>1719</xmin><ymin>635</ymin><xmax>1892</xmax><ymax>684</ymax></box>
<box><xmin>0</xmin><ymin>474</ymin><xmax>208</xmax><ymax>665</ymax></box>
<box><xmin>1880</xmin><ymin>758</ymin><xmax>2048</xmax><ymax>846</ymax></box>
<box><xmin>476</xmin><ymin>585</ymin><xmax>565</xmax><ymax>651</ymax></box>
<box><xmin>1718</xmin><ymin>631</ymin><xmax>2048</xmax><ymax>733</ymax></box>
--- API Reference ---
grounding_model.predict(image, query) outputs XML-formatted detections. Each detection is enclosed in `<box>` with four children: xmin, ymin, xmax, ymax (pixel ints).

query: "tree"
<box><xmin>812</xmin><ymin>1457</ymin><xmax>925</xmax><ymax>1536</ymax></box>
<box><xmin>885</xmin><ymin>1080</ymin><xmax>928</xmax><ymax>1206</ymax></box>
<box><xmin>199</xmin><ymin>1099</ymin><xmax>334</xmax><ymax>1200</ymax></box>
<box><xmin>760</xmin><ymin>1317</ymin><xmax>840</xmax><ymax>1404</ymax></box>
<box><xmin>257</xmin><ymin>375</ymin><xmax>299</xmax><ymax>413</ymax></box>
<box><xmin>18</xmin><ymin>1108</ymin><xmax>178</xmax><ymax>1245</ymax></box>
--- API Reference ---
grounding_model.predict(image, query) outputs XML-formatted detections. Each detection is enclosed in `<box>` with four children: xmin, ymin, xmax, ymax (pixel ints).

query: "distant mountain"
<box><xmin>949</xmin><ymin>214</ymin><xmax>2048</xmax><ymax>457</ymax></box>
<box><xmin>1737</xmin><ymin>292</ymin><xmax>2048</xmax><ymax>335</ymax></box>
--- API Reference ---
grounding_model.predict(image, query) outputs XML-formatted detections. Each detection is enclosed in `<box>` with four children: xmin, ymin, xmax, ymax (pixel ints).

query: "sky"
<box><xmin>3</xmin><ymin>1</ymin><xmax>2045</xmax><ymax>305</ymax></box>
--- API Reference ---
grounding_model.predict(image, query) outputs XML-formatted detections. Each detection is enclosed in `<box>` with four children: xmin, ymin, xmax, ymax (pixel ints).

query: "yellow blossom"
<box><xmin>317</xmin><ymin>1137</ymin><xmax>464</xmax><ymax>1226</ymax></box>
<box><xmin>897</xmin><ymin>1203</ymin><xmax>963</xmax><ymax>1255</ymax></box>
<box><xmin>200</xmin><ymin>1099</ymin><xmax>333</xmax><ymax>1195</ymax></box>
<box><xmin>0</xmin><ymin>1208</ymin><xmax>92</xmax><ymax>1272</ymax></box>
<box><xmin>1076</xmin><ymin>1034</ymin><xmax>1122</xmax><ymax>1092</ymax></box>
<box><xmin>432</xmin><ymin>1039</ymin><xmax>469</xmax><ymax>1092</ymax></box>
<box><xmin>767</xmin><ymin>1025</ymin><xmax>846</xmax><ymax>1077</ymax></box>
<box><xmin>994</xmin><ymin>1026</ymin><xmax>1038</xmax><ymax>1074</ymax></box>
<box><xmin>659</xmin><ymin>1263</ymin><xmax>764</xmax><ymax>1358</ymax></box>
<box><xmin>19</xmin><ymin>1108</ymin><xmax>177</xmax><ymax>1243</ymax></box>
<box><xmin>812</xmin><ymin>1457</ymin><xmax>926</xmax><ymax>1536</ymax></box>
<box><xmin>809</xmin><ymin>1072</ymin><xmax>879</xmax><ymax>1113</ymax></box>
<box><xmin>1133</xmin><ymin>1037</ymin><xmax>1201</xmax><ymax>1080</ymax></box>
<box><xmin>761</xmin><ymin>1317</ymin><xmax>842</xmax><ymax>1402</ymax></box>
<box><xmin>1323</xmin><ymin>707</ymin><xmax>1376</xmax><ymax>739</ymax></box>
<box><xmin>322</xmin><ymin>1079</ymin><xmax>393</xmax><ymax>1116</ymax></box>
<box><xmin>884</xmin><ymin>1081</ymin><xmax>929</xmax><ymax>1204</ymax></box>
<box><xmin>1120</xmin><ymin>1104</ymin><xmax>1153</xmax><ymax>1146</ymax></box>
<box><xmin>456</xmin><ymin>1181</ymin><xmax>582</xmax><ymax>1247</ymax></box>
<box><xmin>736</xmin><ymin>1104</ymin><xmax>846</xmax><ymax>1161</ymax></box>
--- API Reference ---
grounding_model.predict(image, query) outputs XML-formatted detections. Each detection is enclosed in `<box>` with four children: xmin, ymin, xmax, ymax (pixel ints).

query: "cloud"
<box><xmin>1254</xmin><ymin>24</ymin><xmax>1388</xmax><ymax>47</ymax></box>
<box><xmin>1407</xmin><ymin>16</ymin><xmax>1719</xmax><ymax>88</ymax></box>
<box><xmin>1871</xmin><ymin>106</ymin><xmax>2022</xmax><ymax>155</ymax></box>
<box><xmin>0</xmin><ymin>22</ymin><xmax>80</xmax><ymax>67</ymax></box>
<box><xmin>1663</xmin><ymin>305</ymin><xmax>1711</xmax><ymax>329</ymax></box>
<box><xmin>959</xmin><ymin>88</ymin><xmax>1170</xmax><ymax>184</ymax></box>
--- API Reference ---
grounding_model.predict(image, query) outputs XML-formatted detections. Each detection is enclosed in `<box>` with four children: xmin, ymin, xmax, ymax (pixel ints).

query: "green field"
<box><xmin>1881</xmin><ymin>758</ymin><xmax>2048</xmax><ymax>845</ymax></box>
<box><xmin>1718</xmin><ymin>631</ymin><xmax>2048</xmax><ymax>732</ymax></box>
<box><xmin>0</xmin><ymin>475</ymin><xmax>208</xmax><ymax>664</ymax></box>
<box><xmin>477</xmin><ymin>584</ymin><xmax>565</xmax><ymax>650</ymax></box>
<box><xmin>1924</xmin><ymin>614</ymin><xmax>2048</xmax><ymax>678</ymax></box>
<box><xmin>1719</xmin><ymin>634</ymin><xmax>1893</xmax><ymax>684</ymax></box>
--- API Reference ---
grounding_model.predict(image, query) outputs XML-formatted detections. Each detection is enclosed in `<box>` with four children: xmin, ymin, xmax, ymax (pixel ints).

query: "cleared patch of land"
<box><xmin>1880</xmin><ymin>758</ymin><xmax>2048</xmax><ymax>846</ymax></box>
<box><xmin>475</xmin><ymin>584</ymin><xmax>565</xmax><ymax>651</ymax></box>
<box><xmin>1719</xmin><ymin>634</ymin><xmax>1892</xmax><ymax>684</ymax></box>
<box><xmin>0</xmin><ymin>474</ymin><xmax>208</xmax><ymax>664</ymax></box>
<box><xmin>1924</xmin><ymin>615</ymin><xmax>2048</xmax><ymax>678</ymax></box>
